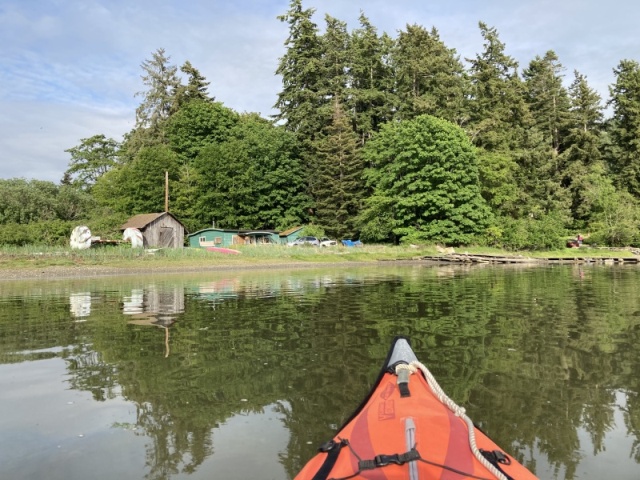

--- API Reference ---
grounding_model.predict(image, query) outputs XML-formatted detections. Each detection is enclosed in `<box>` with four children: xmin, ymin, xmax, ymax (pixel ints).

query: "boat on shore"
<box><xmin>295</xmin><ymin>336</ymin><xmax>538</xmax><ymax>480</ymax></box>
<box><xmin>205</xmin><ymin>246</ymin><xmax>241</xmax><ymax>255</ymax></box>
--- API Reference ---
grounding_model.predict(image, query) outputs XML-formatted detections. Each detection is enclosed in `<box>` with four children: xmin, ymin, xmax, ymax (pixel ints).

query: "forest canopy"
<box><xmin>3</xmin><ymin>0</ymin><xmax>640</xmax><ymax>249</ymax></box>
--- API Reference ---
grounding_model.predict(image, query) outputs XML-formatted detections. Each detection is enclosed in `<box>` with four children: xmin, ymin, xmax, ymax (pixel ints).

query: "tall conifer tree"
<box><xmin>311</xmin><ymin>100</ymin><xmax>364</xmax><ymax>239</ymax></box>
<box><xmin>607</xmin><ymin>59</ymin><xmax>640</xmax><ymax>197</ymax></box>
<box><xmin>393</xmin><ymin>25</ymin><xmax>469</xmax><ymax>125</ymax></box>
<box><xmin>349</xmin><ymin>13</ymin><xmax>395</xmax><ymax>145</ymax></box>
<box><xmin>562</xmin><ymin>71</ymin><xmax>605</xmax><ymax>224</ymax></box>
<box><xmin>466</xmin><ymin>23</ymin><xmax>529</xmax><ymax>152</ymax></box>
<box><xmin>274</xmin><ymin>0</ymin><xmax>323</xmax><ymax>143</ymax></box>
<box><xmin>124</xmin><ymin>48</ymin><xmax>182</xmax><ymax>159</ymax></box>
<box><xmin>523</xmin><ymin>51</ymin><xmax>571</xmax><ymax>155</ymax></box>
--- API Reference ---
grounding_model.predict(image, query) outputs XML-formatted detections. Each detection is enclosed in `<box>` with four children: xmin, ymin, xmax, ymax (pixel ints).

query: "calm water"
<box><xmin>0</xmin><ymin>264</ymin><xmax>638</xmax><ymax>480</ymax></box>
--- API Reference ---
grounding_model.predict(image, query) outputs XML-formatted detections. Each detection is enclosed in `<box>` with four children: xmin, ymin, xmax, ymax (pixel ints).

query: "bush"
<box><xmin>301</xmin><ymin>225</ymin><xmax>326</xmax><ymax>239</ymax></box>
<box><xmin>0</xmin><ymin>221</ymin><xmax>76</xmax><ymax>247</ymax></box>
<box><xmin>493</xmin><ymin>214</ymin><xmax>567</xmax><ymax>250</ymax></box>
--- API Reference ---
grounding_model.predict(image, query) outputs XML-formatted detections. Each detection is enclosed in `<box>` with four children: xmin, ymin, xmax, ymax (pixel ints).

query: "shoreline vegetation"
<box><xmin>0</xmin><ymin>243</ymin><xmax>637</xmax><ymax>281</ymax></box>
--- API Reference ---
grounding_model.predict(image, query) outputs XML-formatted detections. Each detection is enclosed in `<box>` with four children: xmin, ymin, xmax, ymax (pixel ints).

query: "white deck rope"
<box><xmin>395</xmin><ymin>362</ymin><xmax>509</xmax><ymax>480</ymax></box>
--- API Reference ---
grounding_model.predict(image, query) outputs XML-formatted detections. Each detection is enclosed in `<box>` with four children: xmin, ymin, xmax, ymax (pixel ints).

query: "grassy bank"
<box><xmin>0</xmin><ymin>243</ymin><xmax>635</xmax><ymax>273</ymax></box>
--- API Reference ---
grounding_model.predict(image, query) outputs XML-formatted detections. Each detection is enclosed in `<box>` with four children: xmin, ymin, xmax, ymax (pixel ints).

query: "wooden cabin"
<box><xmin>120</xmin><ymin>212</ymin><xmax>186</xmax><ymax>248</ymax></box>
<box><xmin>188</xmin><ymin>228</ymin><xmax>241</xmax><ymax>248</ymax></box>
<box><xmin>188</xmin><ymin>228</ymin><xmax>280</xmax><ymax>247</ymax></box>
<box><xmin>188</xmin><ymin>226</ymin><xmax>304</xmax><ymax>247</ymax></box>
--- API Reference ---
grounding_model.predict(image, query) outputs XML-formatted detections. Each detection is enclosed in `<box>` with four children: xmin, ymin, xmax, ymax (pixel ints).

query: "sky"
<box><xmin>1</xmin><ymin>0</ymin><xmax>637</xmax><ymax>183</ymax></box>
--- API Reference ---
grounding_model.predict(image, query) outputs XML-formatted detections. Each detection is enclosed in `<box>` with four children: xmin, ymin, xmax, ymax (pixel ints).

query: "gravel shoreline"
<box><xmin>0</xmin><ymin>260</ymin><xmax>413</xmax><ymax>281</ymax></box>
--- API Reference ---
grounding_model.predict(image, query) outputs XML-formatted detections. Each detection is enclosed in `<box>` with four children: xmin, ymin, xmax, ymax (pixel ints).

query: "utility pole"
<box><xmin>165</xmin><ymin>171</ymin><xmax>169</xmax><ymax>212</ymax></box>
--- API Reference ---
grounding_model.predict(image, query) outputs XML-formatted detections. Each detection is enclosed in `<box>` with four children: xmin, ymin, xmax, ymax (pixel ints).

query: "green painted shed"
<box><xmin>188</xmin><ymin>226</ymin><xmax>305</xmax><ymax>248</ymax></box>
<box><xmin>188</xmin><ymin>228</ymin><xmax>240</xmax><ymax>248</ymax></box>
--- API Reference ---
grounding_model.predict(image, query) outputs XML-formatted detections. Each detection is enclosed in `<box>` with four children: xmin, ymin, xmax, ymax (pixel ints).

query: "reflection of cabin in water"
<box><xmin>187</xmin><ymin>226</ymin><xmax>303</xmax><ymax>248</ymax></box>
<box><xmin>120</xmin><ymin>212</ymin><xmax>186</xmax><ymax>248</ymax></box>
<box><xmin>123</xmin><ymin>286</ymin><xmax>185</xmax><ymax>326</ymax></box>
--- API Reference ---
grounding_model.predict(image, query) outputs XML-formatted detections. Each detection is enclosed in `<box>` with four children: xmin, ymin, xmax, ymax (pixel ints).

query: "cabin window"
<box><xmin>214</xmin><ymin>237</ymin><xmax>222</xmax><ymax>244</ymax></box>
<box><xmin>199</xmin><ymin>236</ymin><xmax>207</xmax><ymax>244</ymax></box>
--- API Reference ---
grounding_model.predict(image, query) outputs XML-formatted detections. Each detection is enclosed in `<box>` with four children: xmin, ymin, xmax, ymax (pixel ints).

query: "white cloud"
<box><xmin>1</xmin><ymin>0</ymin><xmax>638</xmax><ymax>181</ymax></box>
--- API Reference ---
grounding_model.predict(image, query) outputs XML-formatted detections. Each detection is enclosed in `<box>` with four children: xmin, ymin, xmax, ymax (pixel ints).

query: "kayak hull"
<box><xmin>295</xmin><ymin>337</ymin><xmax>538</xmax><ymax>480</ymax></box>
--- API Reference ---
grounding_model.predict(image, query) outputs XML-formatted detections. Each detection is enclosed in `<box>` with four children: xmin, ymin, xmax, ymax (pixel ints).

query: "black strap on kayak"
<box><xmin>311</xmin><ymin>439</ymin><xmax>348</xmax><ymax>480</ymax></box>
<box><xmin>358</xmin><ymin>449</ymin><xmax>421</xmax><ymax>470</ymax></box>
<box><xmin>479</xmin><ymin>449</ymin><xmax>515</xmax><ymax>480</ymax></box>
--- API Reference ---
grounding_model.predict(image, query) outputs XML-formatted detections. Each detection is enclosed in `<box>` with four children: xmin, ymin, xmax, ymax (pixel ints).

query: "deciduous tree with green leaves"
<box><xmin>361</xmin><ymin>115</ymin><xmax>492</xmax><ymax>245</ymax></box>
<box><xmin>166</xmin><ymin>100</ymin><xmax>239</xmax><ymax>162</ymax></box>
<box><xmin>92</xmin><ymin>145</ymin><xmax>180</xmax><ymax>216</ymax></box>
<box><xmin>192</xmin><ymin>115</ymin><xmax>309</xmax><ymax>230</ymax></box>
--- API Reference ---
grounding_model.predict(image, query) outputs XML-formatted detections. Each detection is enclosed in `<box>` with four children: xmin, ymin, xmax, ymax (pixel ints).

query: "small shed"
<box><xmin>278</xmin><ymin>226</ymin><xmax>304</xmax><ymax>244</ymax></box>
<box><xmin>188</xmin><ymin>226</ymin><xmax>306</xmax><ymax>247</ymax></box>
<box><xmin>188</xmin><ymin>228</ymin><xmax>240</xmax><ymax>248</ymax></box>
<box><xmin>120</xmin><ymin>212</ymin><xmax>186</xmax><ymax>248</ymax></box>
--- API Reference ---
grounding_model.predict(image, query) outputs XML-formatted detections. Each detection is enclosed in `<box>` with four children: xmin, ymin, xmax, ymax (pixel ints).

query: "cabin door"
<box><xmin>159</xmin><ymin>227</ymin><xmax>174</xmax><ymax>247</ymax></box>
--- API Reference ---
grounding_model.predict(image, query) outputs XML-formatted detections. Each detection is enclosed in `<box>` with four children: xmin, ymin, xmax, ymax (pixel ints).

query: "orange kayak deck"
<box><xmin>295</xmin><ymin>337</ymin><xmax>538</xmax><ymax>480</ymax></box>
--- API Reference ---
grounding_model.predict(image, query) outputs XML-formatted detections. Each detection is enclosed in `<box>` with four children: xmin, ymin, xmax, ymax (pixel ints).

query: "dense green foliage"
<box><xmin>3</xmin><ymin>0</ymin><xmax>640</xmax><ymax>249</ymax></box>
<box><xmin>361</xmin><ymin>115</ymin><xmax>491</xmax><ymax>244</ymax></box>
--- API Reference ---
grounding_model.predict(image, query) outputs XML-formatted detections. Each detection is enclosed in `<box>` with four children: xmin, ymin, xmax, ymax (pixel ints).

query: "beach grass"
<box><xmin>0</xmin><ymin>243</ymin><xmax>635</xmax><ymax>273</ymax></box>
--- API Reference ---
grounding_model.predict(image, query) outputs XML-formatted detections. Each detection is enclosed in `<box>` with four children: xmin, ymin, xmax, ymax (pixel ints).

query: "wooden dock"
<box><xmin>420</xmin><ymin>253</ymin><xmax>640</xmax><ymax>265</ymax></box>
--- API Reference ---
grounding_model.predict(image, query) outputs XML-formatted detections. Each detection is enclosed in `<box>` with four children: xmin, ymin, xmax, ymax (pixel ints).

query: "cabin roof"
<box><xmin>120</xmin><ymin>212</ymin><xmax>185</xmax><ymax>231</ymax></box>
<box><xmin>279</xmin><ymin>226</ymin><xmax>303</xmax><ymax>237</ymax></box>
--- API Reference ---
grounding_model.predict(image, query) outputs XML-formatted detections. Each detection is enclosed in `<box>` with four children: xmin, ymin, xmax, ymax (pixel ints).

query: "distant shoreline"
<box><xmin>0</xmin><ymin>259</ymin><xmax>418</xmax><ymax>281</ymax></box>
<box><xmin>1</xmin><ymin>244</ymin><xmax>635</xmax><ymax>281</ymax></box>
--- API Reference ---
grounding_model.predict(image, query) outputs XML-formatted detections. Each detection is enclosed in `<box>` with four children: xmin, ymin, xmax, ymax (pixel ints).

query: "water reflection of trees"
<box><xmin>0</xmin><ymin>266</ymin><xmax>639</xmax><ymax>479</ymax></box>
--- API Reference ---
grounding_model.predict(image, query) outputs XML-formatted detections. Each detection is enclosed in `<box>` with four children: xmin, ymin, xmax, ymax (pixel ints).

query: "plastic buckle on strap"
<box><xmin>359</xmin><ymin>450</ymin><xmax>420</xmax><ymax>471</ymax></box>
<box><xmin>375</xmin><ymin>454</ymin><xmax>402</xmax><ymax>467</ymax></box>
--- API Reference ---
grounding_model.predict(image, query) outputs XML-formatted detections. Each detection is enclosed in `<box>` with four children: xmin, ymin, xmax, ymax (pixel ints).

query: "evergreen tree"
<box><xmin>311</xmin><ymin>99</ymin><xmax>365</xmax><ymax>239</ymax></box>
<box><xmin>393</xmin><ymin>24</ymin><xmax>469</xmax><ymax>125</ymax></box>
<box><xmin>274</xmin><ymin>0</ymin><xmax>323</xmax><ymax>143</ymax></box>
<box><xmin>466</xmin><ymin>23</ymin><xmax>530</xmax><ymax>152</ymax></box>
<box><xmin>467</xmin><ymin>24</ymin><xmax>568</xmax><ymax>220</ymax></box>
<box><xmin>318</xmin><ymin>15</ymin><xmax>350</xmax><ymax>108</ymax></box>
<box><xmin>64</xmin><ymin>134</ymin><xmax>121</xmax><ymax>190</ymax></box>
<box><xmin>476</xmin><ymin>148</ymin><xmax>520</xmax><ymax>217</ymax></box>
<box><xmin>561</xmin><ymin>71</ymin><xmax>605</xmax><ymax>225</ymax></box>
<box><xmin>135</xmin><ymin>48</ymin><xmax>182</xmax><ymax>132</ymax></box>
<box><xmin>175</xmin><ymin>61</ymin><xmax>213</xmax><ymax>107</ymax></box>
<box><xmin>124</xmin><ymin>49</ymin><xmax>182</xmax><ymax>158</ymax></box>
<box><xmin>607</xmin><ymin>59</ymin><xmax>640</xmax><ymax>197</ymax></box>
<box><xmin>522</xmin><ymin>51</ymin><xmax>571</xmax><ymax>155</ymax></box>
<box><xmin>349</xmin><ymin>13</ymin><xmax>395</xmax><ymax>145</ymax></box>
<box><xmin>518</xmin><ymin>51</ymin><xmax>573</xmax><ymax>220</ymax></box>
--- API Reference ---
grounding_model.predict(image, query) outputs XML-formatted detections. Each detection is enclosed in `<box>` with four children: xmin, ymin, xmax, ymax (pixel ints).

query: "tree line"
<box><xmin>2</xmin><ymin>0</ymin><xmax>640</xmax><ymax>249</ymax></box>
